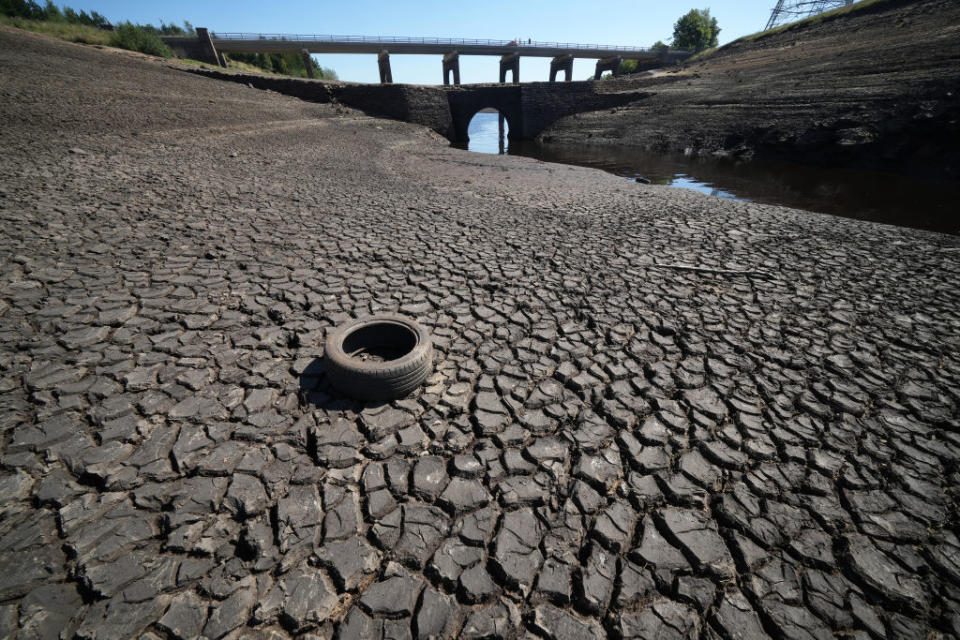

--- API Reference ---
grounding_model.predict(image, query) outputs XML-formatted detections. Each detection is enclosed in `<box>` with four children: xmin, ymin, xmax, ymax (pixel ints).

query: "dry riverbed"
<box><xmin>1</xmin><ymin>25</ymin><xmax>960</xmax><ymax>640</ymax></box>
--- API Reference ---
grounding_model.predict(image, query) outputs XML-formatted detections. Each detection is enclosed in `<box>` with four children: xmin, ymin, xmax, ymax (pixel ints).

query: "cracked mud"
<box><xmin>1</xmin><ymin>25</ymin><xmax>959</xmax><ymax>640</ymax></box>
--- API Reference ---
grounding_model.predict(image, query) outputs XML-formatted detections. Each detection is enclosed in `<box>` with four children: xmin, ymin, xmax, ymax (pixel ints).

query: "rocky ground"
<box><xmin>542</xmin><ymin>0</ymin><xmax>960</xmax><ymax>179</ymax></box>
<box><xmin>2</xmin><ymin>25</ymin><xmax>960</xmax><ymax>640</ymax></box>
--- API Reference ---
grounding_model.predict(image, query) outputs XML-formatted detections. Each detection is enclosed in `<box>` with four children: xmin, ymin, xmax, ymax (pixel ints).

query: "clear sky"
<box><xmin>64</xmin><ymin>0</ymin><xmax>780</xmax><ymax>84</ymax></box>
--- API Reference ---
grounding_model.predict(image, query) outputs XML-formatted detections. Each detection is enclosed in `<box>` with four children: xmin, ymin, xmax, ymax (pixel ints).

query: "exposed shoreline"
<box><xmin>539</xmin><ymin>0</ymin><xmax>960</xmax><ymax>180</ymax></box>
<box><xmin>1</xmin><ymin>25</ymin><xmax>959</xmax><ymax>640</ymax></box>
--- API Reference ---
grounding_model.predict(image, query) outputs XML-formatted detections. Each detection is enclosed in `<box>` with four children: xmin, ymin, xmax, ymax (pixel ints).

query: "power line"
<box><xmin>765</xmin><ymin>0</ymin><xmax>855</xmax><ymax>31</ymax></box>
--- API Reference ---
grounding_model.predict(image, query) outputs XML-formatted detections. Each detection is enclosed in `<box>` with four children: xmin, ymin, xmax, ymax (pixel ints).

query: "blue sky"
<box><xmin>66</xmin><ymin>1</ymin><xmax>780</xmax><ymax>84</ymax></box>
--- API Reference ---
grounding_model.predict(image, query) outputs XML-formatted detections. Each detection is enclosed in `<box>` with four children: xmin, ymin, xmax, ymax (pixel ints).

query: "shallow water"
<box><xmin>465</xmin><ymin>112</ymin><xmax>959</xmax><ymax>235</ymax></box>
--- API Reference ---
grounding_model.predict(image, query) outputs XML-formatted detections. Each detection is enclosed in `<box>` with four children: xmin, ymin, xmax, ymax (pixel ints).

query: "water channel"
<box><xmin>464</xmin><ymin>111</ymin><xmax>959</xmax><ymax>235</ymax></box>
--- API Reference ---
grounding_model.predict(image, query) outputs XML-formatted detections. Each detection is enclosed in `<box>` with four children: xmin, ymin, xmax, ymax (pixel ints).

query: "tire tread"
<box><xmin>324</xmin><ymin>315</ymin><xmax>433</xmax><ymax>401</ymax></box>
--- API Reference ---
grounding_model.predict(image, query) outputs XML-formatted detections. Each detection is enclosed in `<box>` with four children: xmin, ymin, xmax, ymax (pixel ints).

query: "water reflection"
<box><xmin>511</xmin><ymin>141</ymin><xmax>959</xmax><ymax>234</ymax></box>
<box><xmin>467</xmin><ymin>110</ymin><xmax>508</xmax><ymax>155</ymax></box>
<box><xmin>462</xmin><ymin>112</ymin><xmax>958</xmax><ymax>234</ymax></box>
<box><xmin>498</xmin><ymin>114</ymin><xmax>505</xmax><ymax>155</ymax></box>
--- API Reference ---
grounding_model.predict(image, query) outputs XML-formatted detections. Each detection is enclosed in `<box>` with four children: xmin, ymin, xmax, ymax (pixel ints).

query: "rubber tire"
<box><xmin>324</xmin><ymin>315</ymin><xmax>433</xmax><ymax>401</ymax></box>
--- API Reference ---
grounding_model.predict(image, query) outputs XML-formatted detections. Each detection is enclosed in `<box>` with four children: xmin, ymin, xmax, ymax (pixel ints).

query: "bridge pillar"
<box><xmin>658</xmin><ymin>47</ymin><xmax>671</xmax><ymax>66</ymax></box>
<box><xmin>499</xmin><ymin>54</ymin><xmax>519</xmax><ymax>84</ymax></box>
<box><xmin>195</xmin><ymin>27</ymin><xmax>225</xmax><ymax>67</ymax></box>
<box><xmin>594</xmin><ymin>56</ymin><xmax>622</xmax><ymax>80</ymax></box>
<box><xmin>301</xmin><ymin>49</ymin><xmax>314</xmax><ymax>79</ymax></box>
<box><xmin>443</xmin><ymin>51</ymin><xmax>460</xmax><ymax>86</ymax></box>
<box><xmin>549</xmin><ymin>55</ymin><xmax>573</xmax><ymax>82</ymax></box>
<box><xmin>378</xmin><ymin>49</ymin><xmax>393</xmax><ymax>84</ymax></box>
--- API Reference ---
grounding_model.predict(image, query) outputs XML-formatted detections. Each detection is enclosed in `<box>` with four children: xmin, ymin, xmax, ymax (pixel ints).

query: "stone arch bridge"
<box><xmin>188</xmin><ymin>68</ymin><xmax>650</xmax><ymax>145</ymax></box>
<box><xmin>444</xmin><ymin>83</ymin><xmax>648</xmax><ymax>144</ymax></box>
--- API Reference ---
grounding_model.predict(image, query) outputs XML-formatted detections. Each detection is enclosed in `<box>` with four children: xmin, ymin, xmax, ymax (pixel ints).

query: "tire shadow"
<box><xmin>297</xmin><ymin>357</ymin><xmax>389</xmax><ymax>413</ymax></box>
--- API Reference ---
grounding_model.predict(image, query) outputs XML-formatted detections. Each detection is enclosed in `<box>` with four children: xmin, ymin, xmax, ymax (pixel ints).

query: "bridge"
<box><xmin>162</xmin><ymin>29</ymin><xmax>692</xmax><ymax>85</ymax></box>
<box><xmin>186</xmin><ymin>65</ymin><xmax>655</xmax><ymax>148</ymax></box>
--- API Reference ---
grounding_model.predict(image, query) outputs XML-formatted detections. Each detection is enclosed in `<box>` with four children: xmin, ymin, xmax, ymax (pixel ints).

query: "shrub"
<box><xmin>109</xmin><ymin>21</ymin><xmax>172</xmax><ymax>57</ymax></box>
<box><xmin>618</xmin><ymin>59</ymin><xmax>638</xmax><ymax>74</ymax></box>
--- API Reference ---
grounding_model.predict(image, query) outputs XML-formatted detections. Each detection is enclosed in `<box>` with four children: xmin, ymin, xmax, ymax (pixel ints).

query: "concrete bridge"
<box><xmin>163</xmin><ymin>30</ymin><xmax>691</xmax><ymax>85</ymax></box>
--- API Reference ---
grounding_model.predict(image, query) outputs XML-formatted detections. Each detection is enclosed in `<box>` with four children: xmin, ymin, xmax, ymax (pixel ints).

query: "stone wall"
<box><xmin>518</xmin><ymin>82</ymin><xmax>648</xmax><ymax>139</ymax></box>
<box><xmin>336</xmin><ymin>85</ymin><xmax>453</xmax><ymax>139</ymax></box>
<box><xmin>184</xmin><ymin>68</ymin><xmax>647</xmax><ymax>144</ymax></box>
<box><xmin>187</xmin><ymin>69</ymin><xmax>334</xmax><ymax>101</ymax></box>
<box><xmin>183</xmin><ymin>69</ymin><xmax>454</xmax><ymax>138</ymax></box>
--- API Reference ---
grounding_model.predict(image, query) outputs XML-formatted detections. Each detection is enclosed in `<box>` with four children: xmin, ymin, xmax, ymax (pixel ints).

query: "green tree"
<box><xmin>618</xmin><ymin>59</ymin><xmax>638</xmax><ymax>74</ymax></box>
<box><xmin>108</xmin><ymin>21</ymin><xmax>172</xmax><ymax>57</ymax></box>
<box><xmin>0</xmin><ymin>0</ymin><xmax>50</xmax><ymax>19</ymax></box>
<box><xmin>672</xmin><ymin>8</ymin><xmax>720</xmax><ymax>51</ymax></box>
<box><xmin>157</xmin><ymin>20</ymin><xmax>187</xmax><ymax>35</ymax></box>
<box><xmin>42</xmin><ymin>0</ymin><xmax>63</xmax><ymax>21</ymax></box>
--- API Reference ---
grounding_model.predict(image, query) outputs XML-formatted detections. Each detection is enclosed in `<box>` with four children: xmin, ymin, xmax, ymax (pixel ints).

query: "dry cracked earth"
<box><xmin>2</xmin><ymin>26</ymin><xmax>960</xmax><ymax>640</ymax></box>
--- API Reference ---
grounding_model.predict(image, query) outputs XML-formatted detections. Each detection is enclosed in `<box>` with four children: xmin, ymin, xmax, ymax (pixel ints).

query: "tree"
<box><xmin>672</xmin><ymin>8</ymin><xmax>720</xmax><ymax>51</ymax></box>
<box><xmin>618</xmin><ymin>59</ymin><xmax>638</xmax><ymax>75</ymax></box>
<box><xmin>1</xmin><ymin>0</ymin><xmax>39</xmax><ymax>18</ymax></box>
<box><xmin>42</xmin><ymin>0</ymin><xmax>62</xmax><ymax>21</ymax></box>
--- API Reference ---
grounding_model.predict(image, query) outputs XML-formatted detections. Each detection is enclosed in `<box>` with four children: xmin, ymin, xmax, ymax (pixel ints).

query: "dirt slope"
<box><xmin>540</xmin><ymin>0</ymin><xmax>960</xmax><ymax>177</ymax></box>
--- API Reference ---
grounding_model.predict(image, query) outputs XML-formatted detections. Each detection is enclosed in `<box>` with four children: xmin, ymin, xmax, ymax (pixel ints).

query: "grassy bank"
<box><xmin>687</xmin><ymin>0</ymin><xmax>900</xmax><ymax>64</ymax></box>
<box><xmin>225</xmin><ymin>51</ymin><xmax>338</xmax><ymax>81</ymax></box>
<box><xmin>0</xmin><ymin>15</ymin><xmax>109</xmax><ymax>44</ymax></box>
<box><xmin>176</xmin><ymin>56</ymin><xmax>273</xmax><ymax>75</ymax></box>
<box><xmin>0</xmin><ymin>15</ymin><xmax>173</xmax><ymax>57</ymax></box>
<box><xmin>0</xmin><ymin>16</ymin><xmax>335</xmax><ymax>77</ymax></box>
<box><xmin>2</xmin><ymin>3</ymin><xmax>337</xmax><ymax>78</ymax></box>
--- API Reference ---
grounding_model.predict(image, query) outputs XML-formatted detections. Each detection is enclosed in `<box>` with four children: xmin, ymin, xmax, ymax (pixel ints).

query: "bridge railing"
<box><xmin>209</xmin><ymin>32</ymin><xmax>656</xmax><ymax>53</ymax></box>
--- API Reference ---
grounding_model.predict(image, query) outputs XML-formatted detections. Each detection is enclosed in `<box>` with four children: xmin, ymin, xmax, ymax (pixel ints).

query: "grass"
<box><xmin>0</xmin><ymin>15</ymin><xmax>110</xmax><ymax>45</ymax></box>
<box><xmin>230</xmin><ymin>60</ymin><xmax>278</xmax><ymax>74</ymax></box>
<box><xmin>175</xmin><ymin>55</ymin><xmax>329</xmax><ymax>80</ymax></box>
<box><xmin>685</xmin><ymin>0</ymin><xmax>898</xmax><ymax>64</ymax></box>
<box><xmin>1</xmin><ymin>16</ymin><xmax>172</xmax><ymax>58</ymax></box>
<box><xmin>171</xmin><ymin>57</ymin><xmax>208</xmax><ymax>67</ymax></box>
<box><xmin>175</xmin><ymin>56</ymin><xmax>275</xmax><ymax>75</ymax></box>
<box><xmin>223</xmin><ymin>56</ymin><xmax>291</xmax><ymax>75</ymax></box>
<box><xmin>743</xmin><ymin>0</ymin><xmax>891</xmax><ymax>41</ymax></box>
<box><xmin>684</xmin><ymin>46</ymin><xmax>720</xmax><ymax>64</ymax></box>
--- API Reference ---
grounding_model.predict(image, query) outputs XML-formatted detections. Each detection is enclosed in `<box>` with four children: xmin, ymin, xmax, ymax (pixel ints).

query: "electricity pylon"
<box><xmin>765</xmin><ymin>0</ymin><xmax>855</xmax><ymax>30</ymax></box>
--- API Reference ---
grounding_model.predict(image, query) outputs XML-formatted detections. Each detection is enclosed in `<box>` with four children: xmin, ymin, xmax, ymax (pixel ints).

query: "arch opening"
<box><xmin>465</xmin><ymin>108</ymin><xmax>510</xmax><ymax>154</ymax></box>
